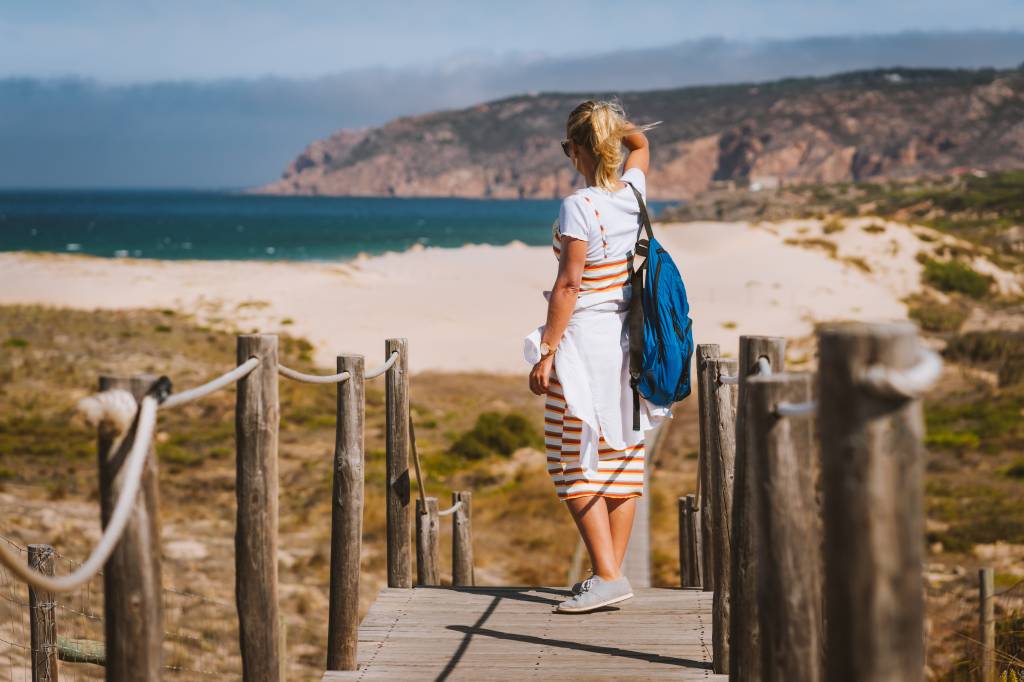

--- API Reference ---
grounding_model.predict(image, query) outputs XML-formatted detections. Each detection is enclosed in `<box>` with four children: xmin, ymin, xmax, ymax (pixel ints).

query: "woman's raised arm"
<box><xmin>622</xmin><ymin>124</ymin><xmax>650</xmax><ymax>176</ymax></box>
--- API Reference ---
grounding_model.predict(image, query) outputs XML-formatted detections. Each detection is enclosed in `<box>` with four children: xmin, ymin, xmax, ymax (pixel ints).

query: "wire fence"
<box><xmin>938</xmin><ymin>572</ymin><xmax>1024</xmax><ymax>680</ymax></box>
<box><xmin>0</xmin><ymin>534</ymin><xmax>243</xmax><ymax>680</ymax></box>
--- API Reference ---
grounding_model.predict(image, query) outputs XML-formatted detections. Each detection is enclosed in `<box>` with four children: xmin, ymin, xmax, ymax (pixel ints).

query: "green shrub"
<box><xmin>926</xmin><ymin>430</ymin><xmax>980</xmax><ymax>451</ymax></box>
<box><xmin>908</xmin><ymin>297</ymin><xmax>967</xmax><ymax>333</ymax></box>
<box><xmin>943</xmin><ymin>331</ymin><xmax>1024</xmax><ymax>386</ymax></box>
<box><xmin>925</xmin><ymin>390</ymin><xmax>1024</xmax><ymax>454</ymax></box>
<box><xmin>3</xmin><ymin>338</ymin><xmax>29</xmax><ymax>348</ymax></box>
<box><xmin>449</xmin><ymin>411</ymin><xmax>542</xmax><ymax>460</ymax></box>
<box><xmin>921</xmin><ymin>257</ymin><xmax>993</xmax><ymax>299</ymax></box>
<box><xmin>1004</xmin><ymin>459</ymin><xmax>1024</xmax><ymax>479</ymax></box>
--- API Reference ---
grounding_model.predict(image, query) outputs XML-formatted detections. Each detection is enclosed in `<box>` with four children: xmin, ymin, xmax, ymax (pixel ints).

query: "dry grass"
<box><xmin>0</xmin><ymin>304</ymin><xmax>700</xmax><ymax>679</ymax></box>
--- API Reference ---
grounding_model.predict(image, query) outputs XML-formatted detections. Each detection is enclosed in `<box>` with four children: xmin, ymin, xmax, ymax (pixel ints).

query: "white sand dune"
<box><xmin>2</xmin><ymin>218</ymin><xmax>1013</xmax><ymax>374</ymax></box>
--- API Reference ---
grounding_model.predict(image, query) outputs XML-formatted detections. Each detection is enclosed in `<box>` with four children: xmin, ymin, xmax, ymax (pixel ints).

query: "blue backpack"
<box><xmin>624</xmin><ymin>180</ymin><xmax>695</xmax><ymax>431</ymax></box>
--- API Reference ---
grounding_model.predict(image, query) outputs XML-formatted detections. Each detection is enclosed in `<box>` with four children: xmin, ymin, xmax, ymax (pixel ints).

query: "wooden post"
<box><xmin>327</xmin><ymin>354</ymin><xmax>365</xmax><ymax>671</ymax></box>
<box><xmin>235</xmin><ymin>334</ymin><xmax>281</xmax><ymax>682</ymax></box>
<box><xmin>28</xmin><ymin>544</ymin><xmax>58</xmax><ymax>682</ymax></box>
<box><xmin>385</xmin><ymin>338</ymin><xmax>412</xmax><ymax>588</ymax></box>
<box><xmin>416</xmin><ymin>497</ymin><xmax>440</xmax><ymax>585</ymax></box>
<box><xmin>678</xmin><ymin>495</ymin><xmax>700</xmax><ymax>588</ymax></box>
<box><xmin>677</xmin><ymin>497</ymin><xmax>688</xmax><ymax>587</ymax></box>
<box><xmin>696</xmin><ymin>344</ymin><xmax>719</xmax><ymax>593</ymax></box>
<box><xmin>818</xmin><ymin>321</ymin><xmax>925</xmax><ymax>682</ymax></box>
<box><xmin>729</xmin><ymin>336</ymin><xmax>785</xmax><ymax>681</ymax></box>
<box><xmin>97</xmin><ymin>374</ymin><xmax>163</xmax><ymax>682</ymax></box>
<box><xmin>452</xmin><ymin>491</ymin><xmax>474</xmax><ymax>586</ymax></box>
<box><xmin>980</xmin><ymin>567</ymin><xmax>995</xmax><ymax>682</ymax></box>
<box><xmin>707</xmin><ymin>358</ymin><xmax>738</xmax><ymax>675</ymax></box>
<box><xmin>748</xmin><ymin>372</ymin><xmax>822</xmax><ymax>682</ymax></box>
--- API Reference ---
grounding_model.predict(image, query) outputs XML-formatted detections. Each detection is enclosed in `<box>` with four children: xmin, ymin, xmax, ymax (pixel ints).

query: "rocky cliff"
<box><xmin>257</xmin><ymin>68</ymin><xmax>1024</xmax><ymax>200</ymax></box>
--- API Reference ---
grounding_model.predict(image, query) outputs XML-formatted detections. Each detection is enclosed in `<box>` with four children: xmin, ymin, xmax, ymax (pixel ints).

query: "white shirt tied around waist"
<box><xmin>524</xmin><ymin>168</ymin><xmax>672</xmax><ymax>478</ymax></box>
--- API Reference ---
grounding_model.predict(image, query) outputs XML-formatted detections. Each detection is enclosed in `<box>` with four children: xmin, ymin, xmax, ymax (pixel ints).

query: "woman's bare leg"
<box><xmin>605</xmin><ymin>497</ymin><xmax>637</xmax><ymax>569</ymax></box>
<box><xmin>565</xmin><ymin>495</ymin><xmax>621</xmax><ymax>580</ymax></box>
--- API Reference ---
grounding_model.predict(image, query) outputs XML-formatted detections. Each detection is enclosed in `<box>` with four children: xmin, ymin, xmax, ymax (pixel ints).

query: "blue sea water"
<box><xmin>0</xmin><ymin>191</ymin><xmax>678</xmax><ymax>262</ymax></box>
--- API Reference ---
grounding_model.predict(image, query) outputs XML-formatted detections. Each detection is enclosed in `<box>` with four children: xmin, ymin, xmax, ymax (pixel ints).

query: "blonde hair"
<box><xmin>565</xmin><ymin>99</ymin><xmax>660</xmax><ymax>191</ymax></box>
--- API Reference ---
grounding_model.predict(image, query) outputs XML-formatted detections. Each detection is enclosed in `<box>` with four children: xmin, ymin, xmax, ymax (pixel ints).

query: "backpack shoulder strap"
<box><xmin>624</xmin><ymin>180</ymin><xmax>655</xmax><ymax>244</ymax></box>
<box><xmin>622</xmin><ymin>178</ymin><xmax>651</xmax><ymax>432</ymax></box>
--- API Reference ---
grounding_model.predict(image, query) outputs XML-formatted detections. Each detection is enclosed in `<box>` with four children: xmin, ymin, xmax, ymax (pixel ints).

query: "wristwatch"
<box><xmin>539</xmin><ymin>341</ymin><xmax>557</xmax><ymax>359</ymax></box>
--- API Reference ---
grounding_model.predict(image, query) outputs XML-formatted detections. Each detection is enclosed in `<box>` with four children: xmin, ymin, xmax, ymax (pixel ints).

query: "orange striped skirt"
<box><xmin>544</xmin><ymin>374</ymin><xmax>645</xmax><ymax>501</ymax></box>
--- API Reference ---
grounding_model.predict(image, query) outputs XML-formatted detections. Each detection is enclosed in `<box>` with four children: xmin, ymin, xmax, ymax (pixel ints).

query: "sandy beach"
<box><xmin>1</xmin><ymin>217</ymin><xmax>1017</xmax><ymax>374</ymax></box>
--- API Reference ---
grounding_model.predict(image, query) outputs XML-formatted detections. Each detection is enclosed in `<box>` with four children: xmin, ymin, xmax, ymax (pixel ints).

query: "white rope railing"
<box><xmin>719</xmin><ymin>355</ymin><xmax>770</xmax><ymax>385</ymax></box>
<box><xmin>162</xmin><ymin>358</ymin><xmax>260</xmax><ymax>409</ymax></box>
<box><xmin>278</xmin><ymin>350</ymin><xmax>400</xmax><ymax>384</ymax></box>
<box><xmin>766</xmin><ymin>347</ymin><xmax>941</xmax><ymax>418</ymax></box>
<box><xmin>366</xmin><ymin>351</ymin><xmax>400</xmax><ymax>379</ymax></box>
<box><xmin>775</xmin><ymin>401</ymin><xmax>817</xmax><ymax>418</ymax></box>
<box><xmin>278</xmin><ymin>366</ymin><xmax>351</xmax><ymax>384</ymax></box>
<box><xmin>0</xmin><ymin>391</ymin><xmax>161</xmax><ymax>593</ymax></box>
<box><xmin>0</xmin><ymin>343</ymin><xmax>403</xmax><ymax>595</ymax></box>
<box><xmin>856</xmin><ymin>348</ymin><xmax>943</xmax><ymax>399</ymax></box>
<box><xmin>437</xmin><ymin>501</ymin><xmax>463</xmax><ymax>517</ymax></box>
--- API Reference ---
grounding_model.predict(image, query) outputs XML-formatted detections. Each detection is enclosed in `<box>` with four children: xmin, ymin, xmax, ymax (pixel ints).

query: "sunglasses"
<box><xmin>560</xmin><ymin>139</ymin><xmax>572</xmax><ymax>157</ymax></box>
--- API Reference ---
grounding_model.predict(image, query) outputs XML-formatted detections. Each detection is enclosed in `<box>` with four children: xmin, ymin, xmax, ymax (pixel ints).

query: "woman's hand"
<box><xmin>529</xmin><ymin>354</ymin><xmax>555</xmax><ymax>396</ymax></box>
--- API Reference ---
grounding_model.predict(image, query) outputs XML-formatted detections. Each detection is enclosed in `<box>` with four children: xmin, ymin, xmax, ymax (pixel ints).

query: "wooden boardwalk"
<box><xmin>322</xmin><ymin>586</ymin><xmax>724</xmax><ymax>681</ymax></box>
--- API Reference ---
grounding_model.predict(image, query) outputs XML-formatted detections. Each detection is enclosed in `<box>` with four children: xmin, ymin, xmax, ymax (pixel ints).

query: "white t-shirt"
<box><xmin>555</xmin><ymin>166</ymin><xmax>647</xmax><ymax>262</ymax></box>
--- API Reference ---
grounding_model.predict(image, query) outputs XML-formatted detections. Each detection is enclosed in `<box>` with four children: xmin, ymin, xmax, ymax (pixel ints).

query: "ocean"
<box><xmin>0</xmin><ymin>191</ymin><xmax>678</xmax><ymax>262</ymax></box>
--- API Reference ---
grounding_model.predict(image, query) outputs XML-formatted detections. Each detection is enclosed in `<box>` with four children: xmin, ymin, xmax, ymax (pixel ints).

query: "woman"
<box><xmin>524</xmin><ymin>99</ymin><xmax>669</xmax><ymax>614</ymax></box>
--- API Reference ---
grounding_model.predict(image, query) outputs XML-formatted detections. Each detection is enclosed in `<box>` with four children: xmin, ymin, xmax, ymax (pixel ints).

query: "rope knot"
<box><xmin>76</xmin><ymin>389</ymin><xmax>137</xmax><ymax>436</ymax></box>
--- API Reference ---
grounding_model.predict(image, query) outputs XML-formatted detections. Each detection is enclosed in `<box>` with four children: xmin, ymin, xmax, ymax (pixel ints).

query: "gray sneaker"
<box><xmin>570</xmin><ymin>573</ymin><xmax>596</xmax><ymax>596</ymax></box>
<box><xmin>555</xmin><ymin>575</ymin><xmax>633</xmax><ymax>613</ymax></box>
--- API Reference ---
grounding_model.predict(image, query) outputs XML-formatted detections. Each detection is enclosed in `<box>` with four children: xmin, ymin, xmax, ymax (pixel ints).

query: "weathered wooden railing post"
<box><xmin>451</xmin><ymin>491</ymin><xmax>474</xmax><ymax>586</ymax></box>
<box><xmin>416</xmin><ymin>497</ymin><xmax>440</xmax><ymax>585</ymax></box>
<box><xmin>385</xmin><ymin>338</ymin><xmax>412</xmax><ymax>588</ymax></box>
<box><xmin>818</xmin><ymin>321</ymin><xmax>926</xmax><ymax>682</ymax></box>
<box><xmin>98</xmin><ymin>373</ymin><xmax>163</xmax><ymax>681</ymax></box>
<box><xmin>729</xmin><ymin>336</ymin><xmax>785</xmax><ymax>681</ymax></box>
<box><xmin>696</xmin><ymin>344</ymin><xmax>719</xmax><ymax>591</ymax></box>
<box><xmin>979</xmin><ymin>567</ymin><xmax>995</xmax><ymax>682</ymax></box>
<box><xmin>327</xmin><ymin>354</ymin><xmax>365</xmax><ymax>671</ymax></box>
<box><xmin>678</xmin><ymin>495</ymin><xmax>700</xmax><ymax>588</ymax></box>
<box><xmin>235</xmin><ymin>334</ymin><xmax>282</xmax><ymax>681</ymax></box>
<box><xmin>706</xmin><ymin>357</ymin><xmax>738</xmax><ymax>675</ymax></box>
<box><xmin>748</xmin><ymin>372</ymin><xmax>822</xmax><ymax>682</ymax></box>
<box><xmin>28</xmin><ymin>544</ymin><xmax>58</xmax><ymax>682</ymax></box>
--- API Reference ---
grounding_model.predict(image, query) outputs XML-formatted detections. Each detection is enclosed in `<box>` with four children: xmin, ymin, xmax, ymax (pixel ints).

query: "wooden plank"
<box><xmin>323</xmin><ymin>587</ymin><xmax>717</xmax><ymax>680</ymax></box>
<box><xmin>416</xmin><ymin>497</ymin><xmax>440</xmax><ymax>585</ymax></box>
<box><xmin>28</xmin><ymin>544</ymin><xmax>58</xmax><ymax>682</ymax></box>
<box><xmin>97</xmin><ymin>374</ymin><xmax>163</xmax><ymax>682</ymax></box>
<box><xmin>451</xmin><ymin>491</ymin><xmax>474</xmax><ymax>586</ymax></box>
<box><xmin>748</xmin><ymin>372</ymin><xmax>822</xmax><ymax>682</ymax></box>
<box><xmin>729</xmin><ymin>336</ymin><xmax>785</xmax><ymax>681</ymax></box>
<box><xmin>818</xmin><ymin>321</ymin><xmax>925</xmax><ymax>682</ymax></box>
<box><xmin>695</xmin><ymin>343</ymin><xmax>719</xmax><ymax>592</ymax></box>
<box><xmin>327</xmin><ymin>354</ymin><xmax>365</xmax><ymax>671</ymax></box>
<box><xmin>385</xmin><ymin>338</ymin><xmax>412</xmax><ymax>588</ymax></box>
<box><xmin>679</xmin><ymin>495</ymin><xmax>700</xmax><ymax>588</ymax></box>
<box><xmin>980</xmin><ymin>567</ymin><xmax>995</xmax><ymax>682</ymax></box>
<box><xmin>235</xmin><ymin>334</ymin><xmax>282</xmax><ymax>681</ymax></box>
<box><xmin>707</xmin><ymin>357</ymin><xmax>737</xmax><ymax>675</ymax></box>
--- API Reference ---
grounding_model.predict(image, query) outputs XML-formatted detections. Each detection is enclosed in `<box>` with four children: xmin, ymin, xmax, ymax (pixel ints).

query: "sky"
<box><xmin>2</xmin><ymin>0</ymin><xmax>1024</xmax><ymax>82</ymax></box>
